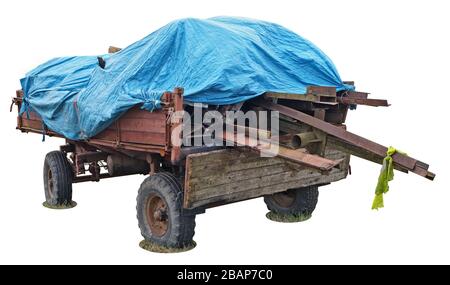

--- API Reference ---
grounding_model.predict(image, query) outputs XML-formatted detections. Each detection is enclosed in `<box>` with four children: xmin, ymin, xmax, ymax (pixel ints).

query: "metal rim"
<box><xmin>145</xmin><ymin>193</ymin><xmax>169</xmax><ymax>237</ymax></box>
<box><xmin>271</xmin><ymin>190</ymin><xmax>296</xmax><ymax>208</ymax></box>
<box><xmin>47</xmin><ymin>168</ymin><xmax>54</xmax><ymax>198</ymax></box>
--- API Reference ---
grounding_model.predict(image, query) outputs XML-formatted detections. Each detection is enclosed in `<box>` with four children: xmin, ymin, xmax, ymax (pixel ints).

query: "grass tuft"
<box><xmin>266</xmin><ymin>211</ymin><xmax>311</xmax><ymax>223</ymax></box>
<box><xmin>139</xmin><ymin>239</ymin><xmax>196</xmax><ymax>253</ymax></box>
<box><xmin>42</xmin><ymin>201</ymin><xmax>77</xmax><ymax>209</ymax></box>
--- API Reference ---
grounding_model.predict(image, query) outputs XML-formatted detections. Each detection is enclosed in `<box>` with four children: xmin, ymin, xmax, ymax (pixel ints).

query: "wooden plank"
<box><xmin>188</xmin><ymin>163</ymin><xmax>292</xmax><ymax>188</ymax></box>
<box><xmin>219</xmin><ymin>130</ymin><xmax>341</xmax><ymax>171</ymax></box>
<box><xmin>191</xmin><ymin>150</ymin><xmax>345</xmax><ymax>196</ymax></box>
<box><xmin>273</xmin><ymin>146</ymin><xmax>342</xmax><ymax>170</ymax></box>
<box><xmin>184</xmin><ymin>148</ymin><xmax>350</xmax><ymax>209</ymax></box>
<box><xmin>191</xmin><ymin>148</ymin><xmax>345</xmax><ymax>177</ymax></box>
<box><xmin>189</xmin><ymin>155</ymin><xmax>285</xmax><ymax>178</ymax></box>
<box><xmin>188</xmin><ymin>169</ymin><xmax>348</xmax><ymax>209</ymax></box>
<box><xmin>188</xmin><ymin>148</ymin><xmax>250</xmax><ymax>167</ymax></box>
<box><xmin>188</xmin><ymin>147</ymin><xmax>280</xmax><ymax>167</ymax></box>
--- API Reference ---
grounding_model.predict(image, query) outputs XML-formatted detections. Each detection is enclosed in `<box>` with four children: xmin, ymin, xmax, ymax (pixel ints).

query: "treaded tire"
<box><xmin>264</xmin><ymin>186</ymin><xmax>319</xmax><ymax>216</ymax></box>
<box><xmin>137</xmin><ymin>172</ymin><xmax>196</xmax><ymax>248</ymax></box>
<box><xmin>43</xmin><ymin>151</ymin><xmax>74</xmax><ymax>206</ymax></box>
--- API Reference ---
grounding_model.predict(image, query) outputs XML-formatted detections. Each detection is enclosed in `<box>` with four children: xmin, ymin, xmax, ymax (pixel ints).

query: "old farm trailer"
<box><xmin>12</xmin><ymin>78</ymin><xmax>435</xmax><ymax>250</ymax></box>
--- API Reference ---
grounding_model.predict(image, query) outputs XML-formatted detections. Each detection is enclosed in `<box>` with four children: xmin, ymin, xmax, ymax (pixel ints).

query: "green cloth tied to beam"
<box><xmin>372</xmin><ymin>146</ymin><xmax>405</xmax><ymax>210</ymax></box>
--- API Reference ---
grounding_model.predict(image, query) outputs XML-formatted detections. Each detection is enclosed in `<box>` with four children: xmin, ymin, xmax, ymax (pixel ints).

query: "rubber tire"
<box><xmin>43</xmin><ymin>151</ymin><xmax>73</xmax><ymax>206</ymax></box>
<box><xmin>264</xmin><ymin>186</ymin><xmax>319</xmax><ymax>216</ymax></box>
<box><xmin>137</xmin><ymin>172</ymin><xmax>196</xmax><ymax>248</ymax></box>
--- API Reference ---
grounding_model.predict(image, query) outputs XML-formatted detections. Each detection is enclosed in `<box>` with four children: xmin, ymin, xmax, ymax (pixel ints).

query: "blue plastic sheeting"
<box><xmin>20</xmin><ymin>17</ymin><xmax>353</xmax><ymax>140</ymax></box>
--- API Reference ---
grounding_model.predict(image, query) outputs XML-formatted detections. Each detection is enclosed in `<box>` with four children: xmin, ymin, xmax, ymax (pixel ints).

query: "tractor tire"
<box><xmin>137</xmin><ymin>172</ymin><xmax>196</xmax><ymax>248</ymax></box>
<box><xmin>43</xmin><ymin>151</ymin><xmax>74</xmax><ymax>206</ymax></box>
<box><xmin>264</xmin><ymin>186</ymin><xmax>319</xmax><ymax>216</ymax></box>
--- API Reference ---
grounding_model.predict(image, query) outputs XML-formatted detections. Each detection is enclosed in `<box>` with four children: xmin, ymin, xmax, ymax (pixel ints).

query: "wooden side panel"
<box><xmin>184</xmin><ymin>147</ymin><xmax>350</xmax><ymax>209</ymax></box>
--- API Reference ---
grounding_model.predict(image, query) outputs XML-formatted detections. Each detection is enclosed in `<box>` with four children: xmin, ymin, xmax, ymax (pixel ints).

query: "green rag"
<box><xmin>372</xmin><ymin>146</ymin><xmax>405</xmax><ymax>210</ymax></box>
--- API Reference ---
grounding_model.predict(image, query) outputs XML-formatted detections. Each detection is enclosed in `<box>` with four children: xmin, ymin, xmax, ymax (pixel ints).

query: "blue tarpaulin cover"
<box><xmin>20</xmin><ymin>17</ymin><xmax>353</xmax><ymax>140</ymax></box>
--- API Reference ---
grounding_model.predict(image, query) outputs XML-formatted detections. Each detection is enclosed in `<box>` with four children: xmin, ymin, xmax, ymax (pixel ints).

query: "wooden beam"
<box><xmin>219</xmin><ymin>130</ymin><xmax>341</xmax><ymax>171</ymax></box>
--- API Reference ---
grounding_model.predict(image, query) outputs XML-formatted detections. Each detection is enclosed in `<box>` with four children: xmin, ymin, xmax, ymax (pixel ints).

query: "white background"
<box><xmin>0</xmin><ymin>0</ymin><xmax>448</xmax><ymax>265</ymax></box>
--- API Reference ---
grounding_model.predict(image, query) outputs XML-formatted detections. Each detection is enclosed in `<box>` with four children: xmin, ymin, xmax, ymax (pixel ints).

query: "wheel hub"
<box><xmin>47</xmin><ymin>169</ymin><xmax>54</xmax><ymax>198</ymax></box>
<box><xmin>271</xmin><ymin>190</ymin><xmax>296</xmax><ymax>208</ymax></box>
<box><xmin>146</xmin><ymin>194</ymin><xmax>169</xmax><ymax>237</ymax></box>
<box><xmin>154</xmin><ymin>208</ymin><xmax>168</xmax><ymax>221</ymax></box>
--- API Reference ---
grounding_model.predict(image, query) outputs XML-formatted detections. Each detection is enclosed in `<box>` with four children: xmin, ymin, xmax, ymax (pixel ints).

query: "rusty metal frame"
<box><xmin>253</xmin><ymin>98</ymin><xmax>435</xmax><ymax>180</ymax></box>
<box><xmin>14</xmin><ymin>88</ymin><xmax>184</xmax><ymax>158</ymax></box>
<box><xmin>170</xmin><ymin>87</ymin><xmax>184</xmax><ymax>164</ymax></box>
<box><xmin>337</xmin><ymin>90</ymin><xmax>389</xmax><ymax>107</ymax></box>
<box><xmin>265</xmin><ymin>86</ymin><xmax>338</xmax><ymax>105</ymax></box>
<box><xmin>337</xmin><ymin>97</ymin><xmax>390</xmax><ymax>107</ymax></box>
<box><xmin>13</xmin><ymin>83</ymin><xmax>435</xmax><ymax>210</ymax></box>
<box><xmin>13</xmin><ymin>87</ymin><xmax>185</xmax><ymax>183</ymax></box>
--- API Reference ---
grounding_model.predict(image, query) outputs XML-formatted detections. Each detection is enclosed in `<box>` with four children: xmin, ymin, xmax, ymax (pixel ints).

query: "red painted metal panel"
<box><xmin>15</xmin><ymin>91</ymin><xmax>173</xmax><ymax>154</ymax></box>
<box><xmin>119</xmin><ymin>118</ymin><xmax>166</xmax><ymax>133</ymax></box>
<box><xmin>120</xmin><ymin>130</ymin><xmax>166</xmax><ymax>145</ymax></box>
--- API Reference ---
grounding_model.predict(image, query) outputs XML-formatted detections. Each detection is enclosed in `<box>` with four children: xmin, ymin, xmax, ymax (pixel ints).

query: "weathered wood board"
<box><xmin>183</xmin><ymin>147</ymin><xmax>350</xmax><ymax>209</ymax></box>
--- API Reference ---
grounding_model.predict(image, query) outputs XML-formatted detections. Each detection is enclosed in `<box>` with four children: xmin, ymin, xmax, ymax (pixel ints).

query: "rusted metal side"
<box><xmin>345</xmin><ymin>91</ymin><xmax>368</xmax><ymax>99</ymax></box>
<box><xmin>93</xmin><ymin>106</ymin><xmax>167</xmax><ymax>146</ymax></box>
<box><xmin>264</xmin><ymin>85</ymin><xmax>337</xmax><ymax>105</ymax></box>
<box><xmin>337</xmin><ymin>97</ymin><xmax>390</xmax><ymax>107</ymax></box>
<box><xmin>19</xmin><ymin>110</ymin><xmax>44</xmax><ymax>130</ymax></box>
<box><xmin>337</xmin><ymin>91</ymin><xmax>389</xmax><ymax>107</ymax></box>
<box><xmin>183</xmin><ymin>147</ymin><xmax>350</xmax><ymax>209</ymax></box>
<box><xmin>15</xmin><ymin>100</ymin><xmax>60</xmax><ymax>138</ymax></box>
<box><xmin>170</xmin><ymin>87</ymin><xmax>184</xmax><ymax>164</ymax></box>
<box><xmin>254</xmin><ymin>98</ymin><xmax>435</xmax><ymax>180</ymax></box>
<box><xmin>13</xmin><ymin>88</ymin><xmax>184</xmax><ymax>159</ymax></box>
